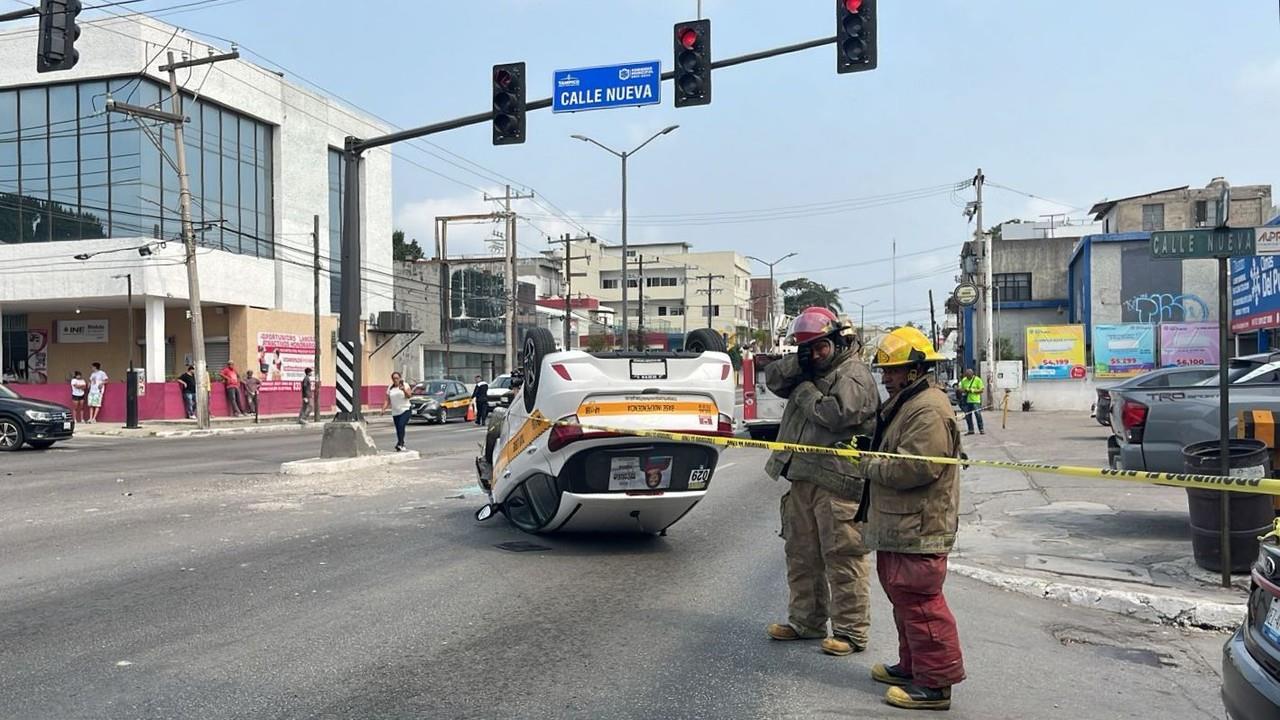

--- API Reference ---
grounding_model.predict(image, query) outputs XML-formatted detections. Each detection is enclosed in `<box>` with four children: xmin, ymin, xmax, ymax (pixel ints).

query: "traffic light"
<box><xmin>492</xmin><ymin>62</ymin><xmax>526</xmax><ymax>146</ymax></box>
<box><xmin>836</xmin><ymin>0</ymin><xmax>877</xmax><ymax>74</ymax></box>
<box><xmin>672</xmin><ymin>19</ymin><xmax>710</xmax><ymax>108</ymax></box>
<box><xmin>37</xmin><ymin>0</ymin><xmax>81</xmax><ymax>73</ymax></box>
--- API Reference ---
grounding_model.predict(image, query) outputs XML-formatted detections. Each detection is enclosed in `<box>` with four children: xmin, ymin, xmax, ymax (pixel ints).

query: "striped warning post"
<box><xmin>335</xmin><ymin>340</ymin><xmax>355</xmax><ymax>415</ymax></box>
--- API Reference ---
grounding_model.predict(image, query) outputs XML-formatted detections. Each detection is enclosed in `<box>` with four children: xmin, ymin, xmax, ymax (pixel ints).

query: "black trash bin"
<box><xmin>1182</xmin><ymin>439</ymin><xmax>1275</xmax><ymax>573</ymax></box>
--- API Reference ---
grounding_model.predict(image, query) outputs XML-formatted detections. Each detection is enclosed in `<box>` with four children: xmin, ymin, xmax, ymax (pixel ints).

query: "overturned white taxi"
<box><xmin>475</xmin><ymin>328</ymin><xmax>736</xmax><ymax>535</ymax></box>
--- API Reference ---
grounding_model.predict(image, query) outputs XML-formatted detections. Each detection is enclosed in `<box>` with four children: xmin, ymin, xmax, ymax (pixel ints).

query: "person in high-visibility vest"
<box><xmin>957</xmin><ymin>368</ymin><xmax>985</xmax><ymax>436</ymax></box>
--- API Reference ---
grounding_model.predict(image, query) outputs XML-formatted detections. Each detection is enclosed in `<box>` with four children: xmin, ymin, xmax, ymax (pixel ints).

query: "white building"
<box><xmin>564</xmin><ymin>238</ymin><xmax>752</xmax><ymax>346</ymax></box>
<box><xmin>0</xmin><ymin>15</ymin><xmax>394</xmax><ymax>417</ymax></box>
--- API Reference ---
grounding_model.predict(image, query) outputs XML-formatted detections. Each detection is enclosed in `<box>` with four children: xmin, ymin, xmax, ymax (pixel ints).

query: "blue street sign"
<box><xmin>552</xmin><ymin>60</ymin><xmax>662</xmax><ymax>114</ymax></box>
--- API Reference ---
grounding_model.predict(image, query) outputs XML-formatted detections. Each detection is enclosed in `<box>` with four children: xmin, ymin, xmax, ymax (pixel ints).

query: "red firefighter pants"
<box><xmin>876</xmin><ymin>551</ymin><xmax>965</xmax><ymax>688</ymax></box>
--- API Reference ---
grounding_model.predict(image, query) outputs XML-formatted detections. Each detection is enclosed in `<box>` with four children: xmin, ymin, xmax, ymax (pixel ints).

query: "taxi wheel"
<box><xmin>522</xmin><ymin>327</ymin><xmax>557</xmax><ymax>412</ymax></box>
<box><xmin>685</xmin><ymin>328</ymin><xmax>727</xmax><ymax>354</ymax></box>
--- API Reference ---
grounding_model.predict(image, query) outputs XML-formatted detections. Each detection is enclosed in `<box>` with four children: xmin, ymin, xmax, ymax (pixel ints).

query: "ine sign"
<box><xmin>552</xmin><ymin>60</ymin><xmax>662</xmax><ymax>114</ymax></box>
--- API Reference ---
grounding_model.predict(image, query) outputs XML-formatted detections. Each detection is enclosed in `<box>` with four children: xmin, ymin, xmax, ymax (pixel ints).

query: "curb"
<box><xmin>279</xmin><ymin>450</ymin><xmax>422</xmax><ymax>475</ymax></box>
<box><xmin>949</xmin><ymin>563</ymin><xmax>1246</xmax><ymax>631</ymax></box>
<box><xmin>150</xmin><ymin>423</ymin><xmax>325</xmax><ymax>439</ymax></box>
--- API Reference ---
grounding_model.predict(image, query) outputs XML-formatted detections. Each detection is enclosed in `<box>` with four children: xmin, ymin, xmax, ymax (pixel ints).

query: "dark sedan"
<box><xmin>1222</xmin><ymin>535</ymin><xmax>1280</xmax><ymax>719</ymax></box>
<box><xmin>1093</xmin><ymin>365</ymin><xmax>1218</xmax><ymax>426</ymax></box>
<box><xmin>0</xmin><ymin>383</ymin><xmax>75</xmax><ymax>451</ymax></box>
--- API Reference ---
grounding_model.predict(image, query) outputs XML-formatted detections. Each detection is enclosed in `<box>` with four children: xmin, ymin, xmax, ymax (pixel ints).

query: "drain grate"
<box><xmin>495</xmin><ymin>541</ymin><xmax>552</xmax><ymax>553</ymax></box>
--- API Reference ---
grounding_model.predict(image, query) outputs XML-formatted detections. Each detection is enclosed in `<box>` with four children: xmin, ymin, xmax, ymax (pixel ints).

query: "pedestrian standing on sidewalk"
<box><xmin>857</xmin><ymin>326</ymin><xmax>965</xmax><ymax>711</ymax></box>
<box><xmin>382</xmin><ymin>371</ymin><xmax>411</xmax><ymax>451</ymax></box>
<box><xmin>958</xmin><ymin>367</ymin><xmax>984</xmax><ymax>436</ymax></box>
<box><xmin>219</xmin><ymin>362</ymin><xmax>245</xmax><ymax>416</ymax></box>
<box><xmin>243</xmin><ymin>370</ymin><xmax>261</xmax><ymax>415</ymax></box>
<box><xmin>297</xmin><ymin>368</ymin><xmax>315</xmax><ymax>424</ymax></box>
<box><xmin>69</xmin><ymin>371</ymin><xmax>88</xmax><ymax>423</ymax></box>
<box><xmin>87</xmin><ymin>362</ymin><xmax>108</xmax><ymax>423</ymax></box>
<box><xmin>472</xmin><ymin>374</ymin><xmax>489</xmax><ymax>426</ymax></box>
<box><xmin>763</xmin><ymin>306</ymin><xmax>879</xmax><ymax>658</ymax></box>
<box><xmin>177</xmin><ymin>365</ymin><xmax>197</xmax><ymax>419</ymax></box>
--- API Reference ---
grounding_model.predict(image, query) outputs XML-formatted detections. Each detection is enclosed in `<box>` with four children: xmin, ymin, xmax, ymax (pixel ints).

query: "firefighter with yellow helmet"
<box><xmin>855</xmin><ymin>326</ymin><xmax>965</xmax><ymax>711</ymax></box>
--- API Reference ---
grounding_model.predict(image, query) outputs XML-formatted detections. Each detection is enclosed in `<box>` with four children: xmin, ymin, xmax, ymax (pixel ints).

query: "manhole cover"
<box><xmin>495</xmin><ymin>541</ymin><xmax>552</xmax><ymax>553</ymax></box>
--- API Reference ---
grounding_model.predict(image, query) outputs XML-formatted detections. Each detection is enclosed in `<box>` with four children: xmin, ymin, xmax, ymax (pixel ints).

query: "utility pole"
<box><xmin>681</xmin><ymin>265</ymin><xmax>691</xmax><ymax>338</ymax></box>
<box><xmin>975</xmin><ymin>168</ymin><xmax>992</xmax><ymax>401</ymax></box>
<box><xmin>928</xmin><ymin>288</ymin><xmax>938</xmax><ymax>349</ymax></box>
<box><xmin>695</xmin><ymin>273</ymin><xmax>725</xmax><ymax>330</ymax></box>
<box><xmin>312</xmin><ymin>214</ymin><xmax>321</xmax><ymax>423</ymax></box>
<box><xmin>548</xmin><ymin>233</ymin><xmax>591</xmax><ymax>350</ymax></box>
<box><xmin>485</xmin><ymin>186</ymin><xmax>534</xmax><ymax>373</ymax></box>
<box><xmin>636</xmin><ymin>254</ymin><xmax>652</xmax><ymax>350</ymax></box>
<box><xmin>892</xmin><ymin>239</ymin><xmax>898</xmax><ymax>326</ymax></box>
<box><xmin>107</xmin><ymin>49</ymin><xmax>238</xmax><ymax>429</ymax></box>
<box><xmin>746</xmin><ymin>253</ymin><xmax>797</xmax><ymax>350</ymax></box>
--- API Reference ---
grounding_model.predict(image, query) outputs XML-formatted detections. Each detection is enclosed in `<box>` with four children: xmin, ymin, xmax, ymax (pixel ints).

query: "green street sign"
<box><xmin>1150</xmin><ymin>227</ymin><xmax>1257</xmax><ymax>259</ymax></box>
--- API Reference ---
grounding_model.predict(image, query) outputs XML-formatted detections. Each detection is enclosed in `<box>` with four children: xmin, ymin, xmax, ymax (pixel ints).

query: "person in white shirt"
<box><xmin>87</xmin><ymin>362</ymin><xmax>108</xmax><ymax>423</ymax></box>
<box><xmin>381</xmin><ymin>371</ymin><xmax>412</xmax><ymax>451</ymax></box>
<box><xmin>69</xmin><ymin>370</ymin><xmax>88</xmax><ymax>423</ymax></box>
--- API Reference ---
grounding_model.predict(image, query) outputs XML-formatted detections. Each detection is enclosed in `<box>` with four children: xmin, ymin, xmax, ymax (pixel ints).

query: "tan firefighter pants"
<box><xmin>779</xmin><ymin>479</ymin><xmax>871</xmax><ymax>644</ymax></box>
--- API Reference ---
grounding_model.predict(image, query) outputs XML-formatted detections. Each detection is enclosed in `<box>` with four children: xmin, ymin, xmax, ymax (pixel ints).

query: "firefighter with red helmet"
<box><xmin>763</xmin><ymin>306</ymin><xmax>880</xmax><ymax>657</ymax></box>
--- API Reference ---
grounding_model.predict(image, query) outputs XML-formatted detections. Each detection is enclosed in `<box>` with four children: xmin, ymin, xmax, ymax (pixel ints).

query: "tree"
<box><xmin>393</xmin><ymin>229</ymin><xmax>425</xmax><ymax>262</ymax></box>
<box><xmin>780</xmin><ymin>278</ymin><xmax>843</xmax><ymax>316</ymax></box>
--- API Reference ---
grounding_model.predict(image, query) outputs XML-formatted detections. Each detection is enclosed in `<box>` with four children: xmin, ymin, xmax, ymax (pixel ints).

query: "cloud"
<box><xmin>1235</xmin><ymin>57</ymin><xmax>1280</xmax><ymax>96</ymax></box>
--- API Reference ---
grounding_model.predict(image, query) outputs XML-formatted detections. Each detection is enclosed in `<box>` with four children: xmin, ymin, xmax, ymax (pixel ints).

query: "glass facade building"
<box><xmin>0</xmin><ymin>77</ymin><xmax>273</xmax><ymax>257</ymax></box>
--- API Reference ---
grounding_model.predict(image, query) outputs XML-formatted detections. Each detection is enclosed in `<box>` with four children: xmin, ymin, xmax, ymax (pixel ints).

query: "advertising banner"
<box><xmin>1231</xmin><ymin>255</ymin><xmax>1280</xmax><ymax>332</ymax></box>
<box><xmin>256</xmin><ymin>332</ymin><xmax>316</xmax><ymax>392</ymax></box>
<box><xmin>1092</xmin><ymin>324</ymin><xmax>1155</xmax><ymax>378</ymax></box>
<box><xmin>1025</xmin><ymin>325</ymin><xmax>1087</xmax><ymax>380</ymax></box>
<box><xmin>1159</xmin><ymin>322</ymin><xmax>1219</xmax><ymax>367</ymax></box>
<box><xmin>26</xmin><ymin>329</ymin><xmax>48</xmax><ymax>384</ymax></box>
<box><xmin>56</xmin><ymin>319</ymin><xmax>108</xmax><ymax>343</ymax></box>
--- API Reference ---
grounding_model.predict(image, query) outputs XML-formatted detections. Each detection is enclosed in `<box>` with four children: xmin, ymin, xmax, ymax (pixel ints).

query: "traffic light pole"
<box><xmin>323</xmin><ymin>32</ymin><xmax>841</xmax><ymax>455</ymax></box>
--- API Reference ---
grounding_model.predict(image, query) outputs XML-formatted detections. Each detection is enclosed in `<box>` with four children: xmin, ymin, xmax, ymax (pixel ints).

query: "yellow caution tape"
<box><xmin>527</xmin><ymin>416</ymin><xmax>1280</xmax><ymax>497</ymax></box>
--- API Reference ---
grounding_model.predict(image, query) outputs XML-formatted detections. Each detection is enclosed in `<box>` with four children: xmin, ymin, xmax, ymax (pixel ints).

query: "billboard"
<box><xmin>1025</xmin><ymin>325</ymin><xmax>1087</xmax><ymax>380</ymax></box>
<box><xmin>1159</xmin><ymin>322</ymin><xmax>1219</xmax><ymax>367</ymax></box>
<box><xmin>256</xmin><ymin>332</ymin><xmax>315</xmax><ymax>391</ymax></box>
<box><xmin>1092</xmin><ymin>324</ymin><xmax>1155</xmax><ymax>378</ymax></box>
<box><xmin>1231</xmin><ymin>255</ymin><xmax>1280</xmax><ymax>332</ymax></box>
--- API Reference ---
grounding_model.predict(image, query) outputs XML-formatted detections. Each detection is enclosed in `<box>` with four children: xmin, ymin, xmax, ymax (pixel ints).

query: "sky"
<box><xmin>6</xmin><ymin>0</ymin><xmax>1279</xmax><ymax>330</ymax></box>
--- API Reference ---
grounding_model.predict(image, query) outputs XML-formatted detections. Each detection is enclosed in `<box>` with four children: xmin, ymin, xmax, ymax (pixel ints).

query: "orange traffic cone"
<box><xmin>466</xmin><ymin>401</ymin><xmax>476</xmax><ymax>423</ymax></box>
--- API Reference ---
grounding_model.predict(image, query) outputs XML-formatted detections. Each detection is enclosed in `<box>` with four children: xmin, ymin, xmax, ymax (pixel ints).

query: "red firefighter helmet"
<box><xmin>786</xmin><ymin>307</ymin><xmax>840</xmax><ymax>346</ymax></box>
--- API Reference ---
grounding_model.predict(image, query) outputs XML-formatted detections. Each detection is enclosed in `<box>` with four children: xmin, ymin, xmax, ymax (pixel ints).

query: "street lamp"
<box><xmin>745</xmin><ymin>252</ymin><xmax>797</xmax><ymax>349</ymax></box>
<box><xmin>846</xmin><ymin>298</ymin><xmax>880</xmax><ymax>341</ymax></box>
<box><xmin>571</xmin><ymin>125</ymin><xmax>679</xmax><ymax>350</ymax></box>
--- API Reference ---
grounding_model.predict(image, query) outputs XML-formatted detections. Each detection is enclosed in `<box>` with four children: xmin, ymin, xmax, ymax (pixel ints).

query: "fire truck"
<box><xmin>739</xmin><ymin>345</ymin><xmax>796</xmax><ymax>441</ymax></box>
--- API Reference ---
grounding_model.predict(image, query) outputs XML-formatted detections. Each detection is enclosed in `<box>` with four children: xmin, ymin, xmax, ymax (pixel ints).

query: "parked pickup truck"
<box><xmin>1108</xmin><ymin>354</ymin><xmax>1280</xmax><ymax>472</ymax></box>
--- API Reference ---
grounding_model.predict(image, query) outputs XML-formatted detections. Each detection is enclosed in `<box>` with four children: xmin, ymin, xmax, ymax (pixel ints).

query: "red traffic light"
<box><xmin>494</xmin><ymin>68</ymin><xmax>512</xmax><ymax>87</ymax></box>
<box><xmin>679</xmin><ymin>27</ymin><xmax>699</xmax><ymax>50</ymax></box>
<box><xmin>845</xmin><ymin>0</ymin><xmax>863</xmax><ymax>11</ymax></box>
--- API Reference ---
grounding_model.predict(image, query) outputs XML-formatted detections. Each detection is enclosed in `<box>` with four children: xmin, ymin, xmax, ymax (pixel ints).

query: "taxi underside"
<box><xmin>501</xmin><ymin>439</ymin><xmax>721</xmax><ymax>534</ymax></box>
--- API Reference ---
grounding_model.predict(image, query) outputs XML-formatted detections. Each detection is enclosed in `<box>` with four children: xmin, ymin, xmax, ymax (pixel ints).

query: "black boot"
<box><xmin>885</xmin><ymin>683</ymin><xmax>951</xmax><ymax>711</ymax></box>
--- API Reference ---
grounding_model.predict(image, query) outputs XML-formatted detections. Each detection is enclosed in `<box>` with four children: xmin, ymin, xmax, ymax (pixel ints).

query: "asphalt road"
<box><xmin>0</xmin><ymin>422</ymin><xmax>1229</xmax><ymax>719</ymax></box>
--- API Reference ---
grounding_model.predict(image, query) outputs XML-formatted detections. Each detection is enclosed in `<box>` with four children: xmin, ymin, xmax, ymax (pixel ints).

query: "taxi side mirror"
<box><xmin>475</xmin><ymin>505</ymin><xmax>496</xmax><ymax>522</ymax></box>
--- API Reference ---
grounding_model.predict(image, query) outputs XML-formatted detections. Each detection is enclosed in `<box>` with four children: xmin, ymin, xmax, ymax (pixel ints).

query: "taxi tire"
<box><xmin>522</xmin><ymin>327</ymin><xmax>557</xmax><ymax>412</ymax></box>
<box><xmin>685</xmin><ymin>328</ymin><xmax>727</xmax><ymax>354</ymax></box>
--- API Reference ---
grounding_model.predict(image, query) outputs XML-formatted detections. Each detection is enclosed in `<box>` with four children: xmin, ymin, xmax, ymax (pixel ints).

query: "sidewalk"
<box><xmin>954</xmin><ymin>408</ymin><xmax>1251</xmax><ymax>629</ymax></box>
<box><xmin>74</xmin><ymin>410</ymin><xmax>391</xmax><ymax>439</ymax></box>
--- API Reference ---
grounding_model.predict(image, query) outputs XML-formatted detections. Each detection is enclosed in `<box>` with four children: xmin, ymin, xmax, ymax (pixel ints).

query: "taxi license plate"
<box><xmin>1264</xmin><ymin>597</ymin><xmax>1280</xmax><ymax>647</ymax></box>
<box><xmin>630</xmin><ymin>358</ymin><xmax>667</xmax><ymax>380</ymax></box>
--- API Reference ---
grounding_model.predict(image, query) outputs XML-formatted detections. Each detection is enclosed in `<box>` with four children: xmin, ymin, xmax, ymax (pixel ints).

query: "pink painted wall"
<box><xmin>4</xmin><ymin>382</ymin><xmax>384</xmax><ymax>422</ymax></box>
